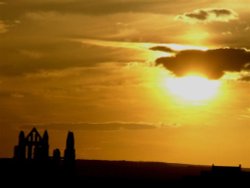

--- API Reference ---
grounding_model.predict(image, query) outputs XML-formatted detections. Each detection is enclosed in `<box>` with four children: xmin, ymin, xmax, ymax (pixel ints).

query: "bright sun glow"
<box><xmin>165</xmin><ymin>75</ymin><xmax>220</xmax><ymax>101</ymax></box>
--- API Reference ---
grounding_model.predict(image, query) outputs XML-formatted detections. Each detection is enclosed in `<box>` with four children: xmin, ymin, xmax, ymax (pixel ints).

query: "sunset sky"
<box><xmin>1</xmin><ymin>0</ymin><xmax>250</xmax><ymax>167</ymax></box>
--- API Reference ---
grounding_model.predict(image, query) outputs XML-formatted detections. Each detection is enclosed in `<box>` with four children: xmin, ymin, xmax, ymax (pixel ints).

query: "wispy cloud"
<box><xmin>75</xmin><ymin>38</ymin><xmax>208</xmax><ymax>52</ymax></box>
<box><xmin>19</xmin><ymin>49</ymin><xmax>44</xmax><ymax>59</ymax></box>
<box><xmin>73</xmin><ymin>38</ymin><xmax>156</xmax><ymax>51</ymax></box>
<box><xmin>20</xmin><ymin>122</ymin><xmax>161</xmax><ymax>131</ymax></box>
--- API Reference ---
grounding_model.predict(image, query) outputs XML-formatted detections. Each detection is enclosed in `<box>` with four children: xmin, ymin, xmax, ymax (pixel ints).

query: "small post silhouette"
<box><xmin>53</xmin><ymin>148</ymin><xmax>61</xmax><ymax>167</ymax></box>
<box><xmin>53</xmin><ymin>149</ymin><xmax>61</xmax><ymax>161</ymax></box>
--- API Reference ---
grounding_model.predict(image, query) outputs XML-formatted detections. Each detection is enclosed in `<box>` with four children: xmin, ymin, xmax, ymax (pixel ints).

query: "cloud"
<box><xmin>19</xmin><ymin>49</ymin><xmax>44</xmax><ymax>59</ymax></box>
<box><xmin>149</xmin><ymin>46</ymin><xmax>175</xmax><ymax>53</ymax></box>
<box><xmin>0</xmin><ymin>0</ymin><xmax>213</xmax><ymax>18</ymax></box>
<box><xmin>20</xmin><ymin>122</ymin><xmax>158</xmax><ymax>131</ymax></box>
<box><xmin>0</xmin><ymin>20</ymin><xmax>7</xmax><ymax>33</ymax></box>
<box><xmin>0</xmin><ymin>38</ymin><xmax>145</xmax><ymax>76</ymax></box>
<box><xmin>176</xmin><ymin>8</ymin><xmax>238</xmax><ymax>23</ymax></box>
<box><xmin>0</xmin><ymin>90</ymin><xmax>27</xmax><ymax>98</ymax></box>
<box><xmin>239</xmin><ymin>75</ymin><xmax>250</xmax><ymax>81</ymax></box>
<box><xmin>156</xmin><ymin>48</ymin><xmax>250</xmax><ymax>79</ymax></box>
<box><xmin>0</xmin><ymin>91</ymin><xmax>11</xmax><ymax>97</ymax></box>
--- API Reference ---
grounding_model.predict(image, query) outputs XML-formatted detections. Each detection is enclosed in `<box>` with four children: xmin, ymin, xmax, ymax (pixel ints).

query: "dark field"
<box><xmin>1</xmin><ymin>159</ymin><xmax>250</xmax><ymax>187</ymax></box>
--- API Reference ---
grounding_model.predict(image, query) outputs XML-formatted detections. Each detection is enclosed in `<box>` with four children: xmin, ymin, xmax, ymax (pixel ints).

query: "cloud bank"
<box><xmin>156</xmin><ymin>48</ymin><xmax>250</xmax><ymax>79</ymax></box>
<box><xmin>176</xmin><ymin>8</ymin><xmax>238</xmax><ymax>23</ymax></box>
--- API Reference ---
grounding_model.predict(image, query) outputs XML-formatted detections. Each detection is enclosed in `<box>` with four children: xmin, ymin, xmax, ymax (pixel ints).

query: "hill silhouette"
<box><xmin>1</xmin><ymin>158</ymin><xmax>250</xmax><ymax>187</ymax></box>
<box><xmin>1</xmin><ymin>128</ymin><xmax>250</xmax><ymax>187</ymax></box>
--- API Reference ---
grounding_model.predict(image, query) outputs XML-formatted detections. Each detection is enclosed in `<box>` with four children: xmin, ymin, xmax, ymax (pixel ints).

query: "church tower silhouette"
<box><xmin>64</xmin><ymin>131</ymin><xmax>75</xmax><ymax>165</ymax></box>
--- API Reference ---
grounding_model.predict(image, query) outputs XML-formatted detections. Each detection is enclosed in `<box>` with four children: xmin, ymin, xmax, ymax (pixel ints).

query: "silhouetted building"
<box><xmin>14</xmin><ymin>128</ymin><xmax>76</xmax><ymax>168</ymax></box>
<box><xmin>64</xmin><ymin>131</ymin><xmax>75</xmax><ymax>165</ymax></box>
<box><xmin>200</xmin><ymin>164</ymin><xmax>243</xmax><ymax>183</ymax></box>
<box><xmin>14</xmin><ymin>128</ymin><xmax>49</xmax><ymax>160</ymax></box>
<box><xmin>211</xmin><ymin>164</ymin><xmax>242</xmax><ymax>176</ymax></box>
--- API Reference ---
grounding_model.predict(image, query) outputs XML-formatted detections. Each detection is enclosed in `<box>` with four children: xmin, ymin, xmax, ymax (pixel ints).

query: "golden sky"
<box><xmin>1</xmin><ymin>0</ymin><xmax>250</xmax><ymax>167</ymax></box>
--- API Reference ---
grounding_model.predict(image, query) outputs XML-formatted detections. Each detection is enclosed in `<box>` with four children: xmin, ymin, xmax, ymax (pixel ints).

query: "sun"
<box><xmin>165</xmin><ymin>75</ymin><xmax>220</xmax><ymax>101</ymax></box>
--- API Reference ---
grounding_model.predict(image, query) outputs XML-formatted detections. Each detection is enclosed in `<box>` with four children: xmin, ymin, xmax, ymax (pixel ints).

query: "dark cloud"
<box><xmin>156</xmin><ymin>48</ymin><xmax>250</xmax><ymax>79</ymax></box>
<box><xmin>211</xmin><ymin>9</ymin><xmax>232</xmax><ymax>17</ymax></box>
<box><xmin>177</xmin><ymin>8</ymin><xmax>238</xmax><ymax>23</ymax></box>
<box><xmin>1</xmin><ymin>0</ymin><xmax>159</xmax><ymax>17</ymax></box>
<box><xmin>0</xmin><ymin>39</ymin><xmax>142</xmax><ymax>76</ymax></box>
<box><xmin>149</xmin><ymin>46</ymin><xmax>175</xmax><ymax>53</ymax></box>
<box><xmin>184</xmin><ymin>10</ymin><xmax>208</xmax><ymax>20</ymax></box>
<box><xmin>239</xmin><ymin>75</ymin><xmax>250</xmax><ymax>81</ymax></box>
<box><xmin>20</xmin><ymin>122</ymin><xmax>158</xmax><ymax>131</ymax></box>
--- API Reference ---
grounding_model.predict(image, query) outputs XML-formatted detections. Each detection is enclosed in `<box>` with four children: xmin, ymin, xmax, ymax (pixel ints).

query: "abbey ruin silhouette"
<box><xmin>14</xmin><ymin>127</ymin><xmax>75</xmax><ymax>163</ymax></box>
<box><xmin>2</xmin><ymin>127</ymin><xmax>250</xmax><ymax>186</ymax></box>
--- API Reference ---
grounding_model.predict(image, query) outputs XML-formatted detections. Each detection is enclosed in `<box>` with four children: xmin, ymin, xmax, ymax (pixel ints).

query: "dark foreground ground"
<box><xmin>1</xmin><ymin>158</ymin><xmax>250</xmax><ymax>187</ymax></box>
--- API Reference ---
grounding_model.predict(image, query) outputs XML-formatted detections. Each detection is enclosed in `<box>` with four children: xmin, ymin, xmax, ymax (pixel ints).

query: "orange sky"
<box><xmin>1</xmin><ymin>0</ymin><xmax>250</xmax><ymax>167</ymax></box>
